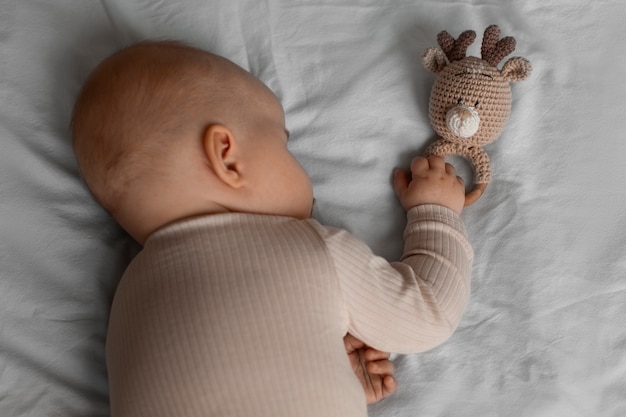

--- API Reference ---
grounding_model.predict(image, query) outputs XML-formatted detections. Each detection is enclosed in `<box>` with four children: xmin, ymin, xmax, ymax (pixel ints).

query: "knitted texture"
<box><xmin>425</xmin><ymin>139</ymin><xmax>491</xmax><ymax>184</ymax></box>
<box><xmin>422</xmin><ymin>25</ymin><xmax>531</xmax><ymax>205</ymax></box>
<box><xmin>481</xmin><ymin>25</ymin><xmax>516</xmax><ymax>67</ymax></box>
<box><xmin>427</xmin><ymin>57</ymin><xmax>513</xmax><ymax>149</ymax></box>
<box><xmin>437</xmin><ymin>30</ymin><xmax>476</xmax><ymax>63</ymax></box>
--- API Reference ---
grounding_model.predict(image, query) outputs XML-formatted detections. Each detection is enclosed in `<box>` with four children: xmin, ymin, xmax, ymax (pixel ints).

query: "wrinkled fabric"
<box><xmin>1</xmin><ymin>1</ymin><xmax>625</xmax><ymax>416</ymax></box>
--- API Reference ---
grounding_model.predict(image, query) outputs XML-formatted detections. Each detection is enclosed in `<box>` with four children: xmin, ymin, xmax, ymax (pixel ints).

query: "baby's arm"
<box><xmin>316</xmin><ymin>156</ymin><xmax>473</xmax><ymax>354</ymax></box>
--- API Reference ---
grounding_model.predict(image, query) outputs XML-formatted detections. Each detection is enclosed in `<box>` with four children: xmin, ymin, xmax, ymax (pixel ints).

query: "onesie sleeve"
<box><xmin>315</xmin><ymin>204</ymin><xmax>473</xmax><ymax>354</ymax></box>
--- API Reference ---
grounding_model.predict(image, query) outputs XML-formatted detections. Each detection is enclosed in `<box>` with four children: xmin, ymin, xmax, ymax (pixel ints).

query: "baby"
<box><xmin>71</xmin><ymin>41</ymin><xmax>472</xmax><ymax>417</ymax></box>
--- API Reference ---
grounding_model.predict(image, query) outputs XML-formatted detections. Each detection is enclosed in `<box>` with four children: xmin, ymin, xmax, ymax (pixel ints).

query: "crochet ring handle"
<box><xmin>465</xmin><ymin>183</ymin><xmax>487</xmax><ymax>206</ymax></box>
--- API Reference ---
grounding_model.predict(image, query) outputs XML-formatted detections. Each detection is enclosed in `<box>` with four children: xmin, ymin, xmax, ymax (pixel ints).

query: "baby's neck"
<box><xmin>115</xmin><ymin>189</ymin><xmax>229</xmax><ymax>246</ymax></box>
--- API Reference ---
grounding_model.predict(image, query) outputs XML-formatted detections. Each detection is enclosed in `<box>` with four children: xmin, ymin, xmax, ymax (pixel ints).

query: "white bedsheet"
<box><xmin>1</xmin><ymin>1</ymin><xmax>625</xmax><ymax>416</ymax></box>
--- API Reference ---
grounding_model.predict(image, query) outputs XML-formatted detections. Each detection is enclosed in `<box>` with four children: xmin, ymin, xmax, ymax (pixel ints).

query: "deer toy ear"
<box><xmin>501</xmin><ymin>57</ymin><xmax>532</xmax><ymax>82</ymax></box>
<box><xmin>422</xmin><ymin>47</ymin><xmax>448</xmax><ymax>73</ymax></box>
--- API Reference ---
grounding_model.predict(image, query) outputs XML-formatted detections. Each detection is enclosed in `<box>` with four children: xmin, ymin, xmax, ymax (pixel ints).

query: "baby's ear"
<box><xmin>501</xmin><ymin>57</ymin><xmax>532</xmax><ymax>82</ymax></box>
<box><xmin>203</xmin><ymin>124</ymin><xmax>244</xmax><ymax>189</ymax></box>
<box><xmin>422</xmin><ymin>47</ymin><xmax>448</xmax><ymax>74</ymax></box>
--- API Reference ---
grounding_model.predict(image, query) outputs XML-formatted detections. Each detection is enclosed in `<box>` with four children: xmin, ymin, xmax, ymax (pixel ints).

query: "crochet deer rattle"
<box><xmin>422</xmin><ymin>25</ymin><xmax>531</xmax><ymax>205</ymax></box>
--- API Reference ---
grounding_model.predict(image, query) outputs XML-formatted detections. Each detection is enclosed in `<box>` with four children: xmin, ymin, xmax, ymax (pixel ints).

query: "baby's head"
<box><xmin>72</xmin><ymin>41</ymin><xmax>313</xmax><ymax>244</ymax></box>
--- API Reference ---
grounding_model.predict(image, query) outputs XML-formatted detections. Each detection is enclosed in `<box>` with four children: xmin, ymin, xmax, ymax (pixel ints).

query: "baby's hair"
<box><xmin>71</xmin><ymin>41</ymin><xmax>247</xmax><ymax>214</ymax></box>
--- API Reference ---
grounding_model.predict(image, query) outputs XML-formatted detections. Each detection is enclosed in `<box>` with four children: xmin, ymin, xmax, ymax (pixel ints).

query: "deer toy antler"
<box><xmin>421</xmin><ymin>25</ymin><xmax>532</xmax><ymax>206</ymax></box>
<box><xmin>437</xmin><ymin>30</ymin><xmax>476</xmax><ymax>62</ymax></box>
<box><xmin>481</xmin><ymin>25</ymin><xmax>516</xmax><ymax>67</ymax></box>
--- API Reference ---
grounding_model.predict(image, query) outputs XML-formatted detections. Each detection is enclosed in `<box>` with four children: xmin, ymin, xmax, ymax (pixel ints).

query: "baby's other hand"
<box><xmin>393</xmin><ymin>156</ymin><xmax>465</xmax><ymax>214</ymax></box>
<box><xmin>344</xmin><ymin>333</ymin><xmax>398</xmax><ymax>405</ymax></box>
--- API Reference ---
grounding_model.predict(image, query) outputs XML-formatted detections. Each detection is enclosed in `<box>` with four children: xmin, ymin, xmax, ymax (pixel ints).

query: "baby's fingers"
<box><xmin>365</xmin><ymin>348</ymin><xmax>390</xmax><ymax>361</ymax></box>
<box><xmin>366</xmin><ymin>358</ymin><xmax>395</xmax><ymax>376</ymax></box>
<box><xmin>392</xmin><ymin>168</ymin><xmax>409</xmax><ymax>197</ymax></box>
<box><xmin>382</xmin><ymin>375</ymin><xmax>398</xmax><ymax>396</ymax></box>
<box><xmin>344</xmin><ymin>333</ymin><xmax>365</xmax><ymax>353</ymax></box>
<box><xmin>410</xmin><ymin>156</ymin><xmax>431</xmax><ymax>174</ymax></box>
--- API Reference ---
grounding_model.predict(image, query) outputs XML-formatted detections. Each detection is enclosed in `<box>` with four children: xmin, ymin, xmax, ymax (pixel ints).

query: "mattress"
<box><xmin>1</xmin><ymin>1</ymin><xmax>625</xmax><ymax>416</ymax></box>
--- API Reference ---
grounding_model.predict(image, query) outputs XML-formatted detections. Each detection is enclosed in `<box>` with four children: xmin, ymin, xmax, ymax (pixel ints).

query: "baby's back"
<box><xmin>106</xmin><ymin>213</ymin><xmax>366</xmax><ymax>417</ymax></box>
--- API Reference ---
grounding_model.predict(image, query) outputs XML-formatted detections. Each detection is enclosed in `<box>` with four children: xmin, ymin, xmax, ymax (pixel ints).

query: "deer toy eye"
<box><xmin>474</xmin><ymin>100</ymin><xmax>480</xmax><ymax>107</ymax></box>
<box><xmin>457</xmin><ymin>97</ymin><xmax>463</xmax><ymax>105</ymax></box>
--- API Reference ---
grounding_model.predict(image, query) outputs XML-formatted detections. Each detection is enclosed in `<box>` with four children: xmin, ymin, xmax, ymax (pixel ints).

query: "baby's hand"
<box><xmin>393</xmin><ymin>156</ymin><xmax>465</xmax><ymax>214</ymax></box>
<box><xmin>344</xmin><ymin>333</ymin><xmax>398</xmax><ymax>405</ymax></box>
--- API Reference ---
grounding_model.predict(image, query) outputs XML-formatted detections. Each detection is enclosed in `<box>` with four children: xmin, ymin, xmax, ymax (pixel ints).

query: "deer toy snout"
<box><xmin>421</xmin><ymin>25</ymin><xmax>532</xmax><ymax>206</ymax></box>
<box><xmin>446</xmin><ymin>105</ymin><xmax>480</xmax><ymax>138</ymax></box>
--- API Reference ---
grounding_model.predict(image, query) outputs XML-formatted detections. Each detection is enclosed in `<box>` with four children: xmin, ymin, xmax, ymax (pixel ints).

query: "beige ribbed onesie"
<box><xmin>106</xmin><ymin>204</ymin><xmax>473</xmax><ymax>417</ymax></box>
